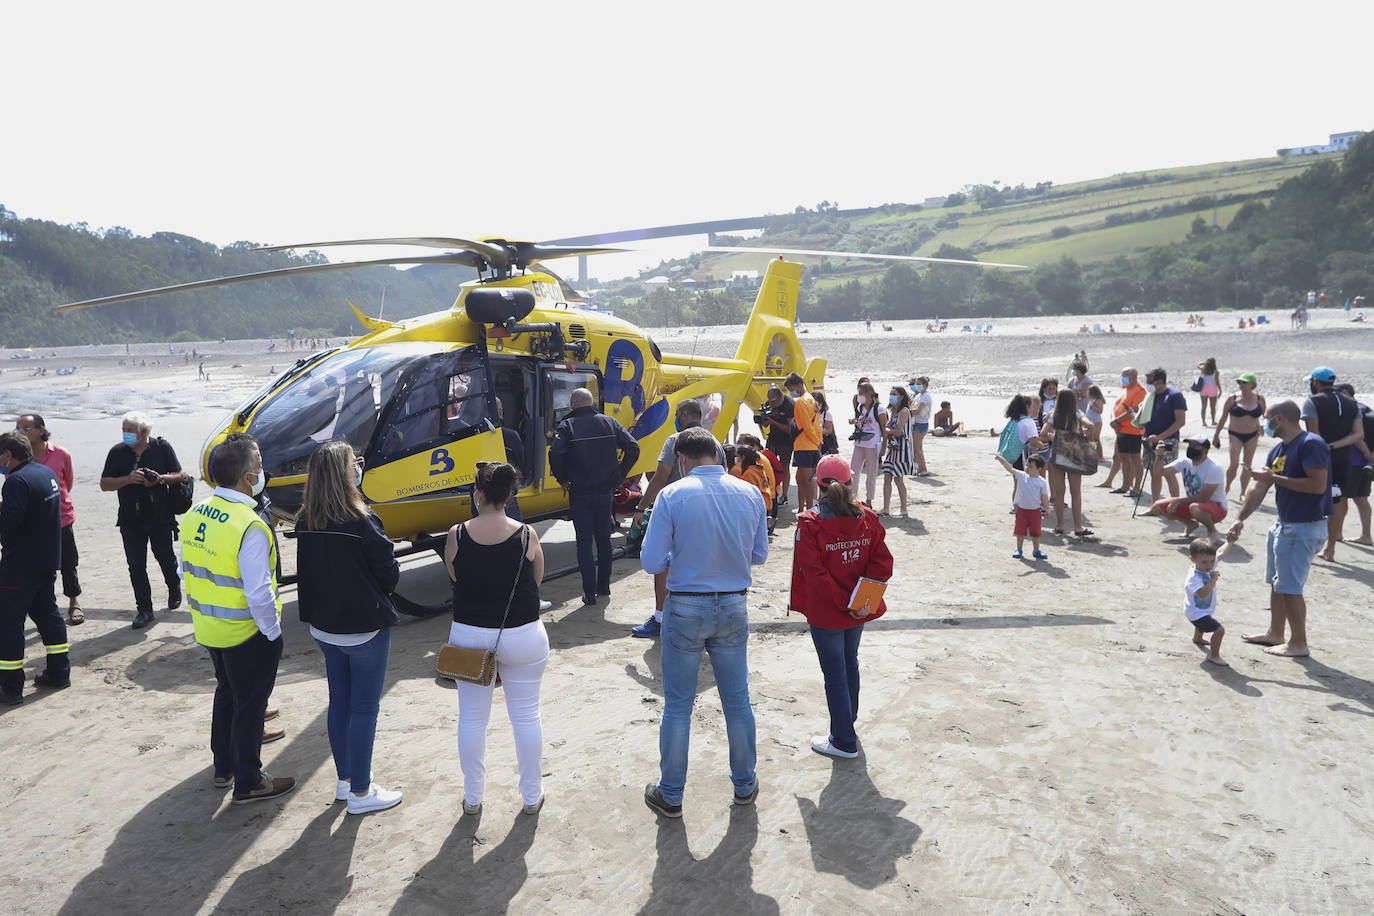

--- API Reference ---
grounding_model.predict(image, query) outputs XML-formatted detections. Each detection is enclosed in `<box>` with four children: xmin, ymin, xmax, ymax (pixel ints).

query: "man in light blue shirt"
<box><xmin>639</xmin><ymin>427</ymin><xmax>768</xmax><ymax>818</ymax></box>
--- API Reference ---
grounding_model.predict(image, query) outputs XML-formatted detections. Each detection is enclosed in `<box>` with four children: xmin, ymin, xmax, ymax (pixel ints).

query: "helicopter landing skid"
<box><xmin>390</xmin><ymin>544</ymin><xmax>633</xmax><ymax>618</ymax></box>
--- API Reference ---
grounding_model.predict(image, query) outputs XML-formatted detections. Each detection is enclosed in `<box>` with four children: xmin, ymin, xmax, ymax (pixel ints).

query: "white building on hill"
<box><xmin>1277</xmin><ymin>130</ymin><xmax>1366</xmax><ymax>156</ymax></box>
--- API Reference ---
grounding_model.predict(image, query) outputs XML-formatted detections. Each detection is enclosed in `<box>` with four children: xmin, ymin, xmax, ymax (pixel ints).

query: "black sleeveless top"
<box><xmin>450</xmin><ymin>524</ymin><xmax>540</xmax><ymax>629</ymax></box>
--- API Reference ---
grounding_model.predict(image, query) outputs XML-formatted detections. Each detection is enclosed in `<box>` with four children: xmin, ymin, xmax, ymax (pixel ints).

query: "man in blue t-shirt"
<box><xmin>1225</xmin><ymin>401</ymin><xmax>1331</xmax><ymax>658</ymax></box>
<box><xmin>1141</xmin><ymin>368</ymin><xmax>1188</xmax><ymax>505</ymax></box>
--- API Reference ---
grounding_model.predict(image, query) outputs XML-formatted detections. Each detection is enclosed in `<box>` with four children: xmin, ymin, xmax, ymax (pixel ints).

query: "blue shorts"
<box><xmin>1190</xmin><ymin>614</ymin><xmax>1222</xmax><ymax>633</ymax></box>
<box><xmin>1264</xmin><ymin>520</ymin><xmax>1326</xmax><ymax>595</ymax></box>
<box><xmin>912</xmin><ymin>422</ymin><xmax>929</xmax><ymax>435</ymax></box>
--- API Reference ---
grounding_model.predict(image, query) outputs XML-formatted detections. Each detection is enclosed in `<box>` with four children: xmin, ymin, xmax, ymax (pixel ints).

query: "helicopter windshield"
<box><xmin>246</xmin><ymin>343</ymin><xmax>439</xmax><ymax>477</ymax></box>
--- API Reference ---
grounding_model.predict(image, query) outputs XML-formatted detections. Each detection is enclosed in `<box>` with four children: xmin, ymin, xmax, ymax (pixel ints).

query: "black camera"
<box><xmin>753</xmin><ymin>411</ymin><xmax>771</xmax><ymax>427</ymax></box>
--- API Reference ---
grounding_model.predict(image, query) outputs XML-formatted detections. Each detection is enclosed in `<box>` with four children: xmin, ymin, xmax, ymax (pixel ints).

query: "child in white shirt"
<box><xmin>995</xmin><ymin>454</ymin><xmax>1051</xmax><ymax>560</ymax></box>
<box><xmin>1185</xmin><ymin>537</ymin><xmax>1230</xmax><ymax>666</ymax></box>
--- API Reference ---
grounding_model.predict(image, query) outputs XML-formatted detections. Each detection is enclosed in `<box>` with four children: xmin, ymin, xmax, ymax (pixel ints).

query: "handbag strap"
<box><xmin>489</xmin><ymin>525</ymin><xmax>530</xmax><ymax>656</ymax></box>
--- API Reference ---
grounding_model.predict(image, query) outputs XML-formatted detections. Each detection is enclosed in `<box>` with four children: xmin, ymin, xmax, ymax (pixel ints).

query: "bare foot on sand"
<box><xmin>1319</xmin><ymin>550</ymin><xmax>1335</xmax><ymax>562</ymax></box>
<box><xmin>1242</xmin><ymin>632</ymin><xmax>1282</xmax><ymax>646</ymax></box>
<box><xmin>1263</xmin><ymin>643</ymin><xmax>1310</xmax><ymax>657</ymax></box>
<box><xmin>1193</xmin><ymin>637</ymin><xmax>1210</xmax><ymax>646</ymax></box>
<box><xmin>1353</xmin><ymin>536</ymin><xmax>1374</xmax><ymax>546</ymax></box>
<box><xmin>1205</xmin><ymin>654</ymin><xmax>1229</xmax><ymax>667</ymax></box>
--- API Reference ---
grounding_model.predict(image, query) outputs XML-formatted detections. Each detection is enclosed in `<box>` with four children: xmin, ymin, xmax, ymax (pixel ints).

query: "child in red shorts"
<box><xmin>996</xmin><ymin>454</ymin><xmax>1051</xmax><ymax>559</ymax></box>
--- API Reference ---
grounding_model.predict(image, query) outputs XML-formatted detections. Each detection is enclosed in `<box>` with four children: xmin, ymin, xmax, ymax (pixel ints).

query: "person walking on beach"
<box><xmin>183</xmin><ymin>433</ymin><xmax>294</xmax><ymax>804</ymax></box>
<box><xmin>1140</xmin><ymin>368</ymin><xmax>1188</xmax><ymax>506</ymax></box>
<box><xmin>16</xmin><ymin>415</ymin><xmax>83</xmax><ymax>625</ymax></box>
<box><xmin>1109</xmin><ymin>367</ymin><xmax>1146</xmax><ymax>497</ymax></box>
<box><xmin>444</xmin><ymin>463</ymin><xmax>548</xmax><ymax>816</ymax></box>
<box><xmin>640</xmin><ymin>427</ymin><xmax>768</xmax><ymax>818</ymax></box>
<box><xmin>628</xmin><ymin>399</ymin><xmax>726</xmax><ymax>639</ymax></box>
<box><xmin>1183</xmin><ymin>537</ymin><xmax>1231</xmax><ymax>667</ymax></box>
<box><xmin>549</xmin><ymin>388</ymin><xmax>640</xmax><ymax>606</ymax></box>
<box><xmin>0</xmin><ymin>431</ymin><xmax>68</xmax><ymax>705</ymax></box>
<box><xmin>1042</xmin><ymin>395</ymin><xmax>1092</xmax><ymax>537</ymax></box>
<box><xmin>1225</xmin><ymin>401</ymin><xmax>1331</xmax><ymax>658</ymax></box>
<box><xmin>908</xmin><ymin>377</ymin><xmax>934</xmax><ymax>477</ymax></box>
<box><xmin>1300</xmin><ymin>367</ymin><xmax>1364</xmax><ymax>563</ymax></box>
<box><xmin>879</xmin><ymin>386</ymin><xmax>913</xmax><ymax>517</ymax></box>
<box><xmin>296</xmin><ymin>441</ymin><xmax>403</xmax><ymax>815</ymax></box>
<box><xmin>995</xmin><ymin>452</ymin><xmax>1050</xmax><ymax>560</ymax></box>
<box><xmin>1195</xmin><ymin>357</ymin><xmax>1221</xmax><ymax>427</ymax></box>
<box><xmin>789</xmin><ymin>455</ymin><xmax>892</xmax><ymax>759</ymax></box>
<box><xmin>1066</xmin><ymin>360</ymin><xmax>1093</xmax><ymax>413</ymax></box>
<box><xmin>100</xmin><ymin>412</ymin><xmax>186</xmax><ymax>629</ymax></box>
<box><xmin>1212</xmin><ymin>372</ymin><xmax>1266</xmax><ymax>496</ymax></box>
<box><xmin>848</xmin><ymin>382</ymin><xmax>885</xmax><ymax>505</ymax></box>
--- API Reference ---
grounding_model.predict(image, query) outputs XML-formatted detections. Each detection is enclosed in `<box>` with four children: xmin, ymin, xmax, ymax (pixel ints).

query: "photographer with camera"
<box><xmin>100</xmin><ymin>411</ymin><xmax>186</xmax><ymax>629</ymax></box>
<box><xmin>847</xmin><ymin>381</ymin><xmax>885</xmax><ymax>505</ymax></box>
<box><xmin>755</xmin><ymin>385</ymin><xmax>794</xmax><ymax>506</ymax></box>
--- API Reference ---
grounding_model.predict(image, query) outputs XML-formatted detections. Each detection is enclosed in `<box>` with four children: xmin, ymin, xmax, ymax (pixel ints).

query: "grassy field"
<box><xmin>685</xmin><ymin>153</ymin><xmax>1338</xmax><ymax>284</ymax></box>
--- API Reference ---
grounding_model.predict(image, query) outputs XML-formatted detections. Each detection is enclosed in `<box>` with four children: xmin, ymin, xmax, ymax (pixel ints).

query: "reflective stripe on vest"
<box><xmin>180</xmin><ymin>495</ymin><xmax>281</xmax><ymax>648</ymax></box>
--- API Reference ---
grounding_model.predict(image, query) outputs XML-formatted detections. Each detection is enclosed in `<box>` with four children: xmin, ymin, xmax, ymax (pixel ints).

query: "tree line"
<box><xmin>0</xmin><ymin>210</ymin><xmax>477</xmax><ymax>347</ymax></box>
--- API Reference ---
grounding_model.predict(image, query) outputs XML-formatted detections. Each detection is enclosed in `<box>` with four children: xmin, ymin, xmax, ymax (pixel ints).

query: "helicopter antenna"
<box><xmin>379</xmin><ymin>285</ymin><xmax>386</xmax><ymax>320</ymax></box>
<box><xmin>687</xmin><ymin>326</ymin><xmax>702</xmax><ymax>377</ymax></box>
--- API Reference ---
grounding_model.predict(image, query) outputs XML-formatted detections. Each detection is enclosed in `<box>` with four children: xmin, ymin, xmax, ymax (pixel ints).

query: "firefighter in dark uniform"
<box><xmin>0</xmin><ymin>431</ymin><xmax>68</xmax><ymax>705</ymax></box>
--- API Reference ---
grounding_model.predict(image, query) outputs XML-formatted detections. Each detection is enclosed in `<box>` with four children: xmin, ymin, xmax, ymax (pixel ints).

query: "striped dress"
<box><xmin>881</xmin><ymin>408</ymin><xmax>914</xmax><ymax>477</ymax></box>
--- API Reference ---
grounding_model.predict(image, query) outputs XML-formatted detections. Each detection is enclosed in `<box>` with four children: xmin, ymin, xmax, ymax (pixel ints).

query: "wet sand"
<box><xmin>2</xmin><ymin>308</ymin><xmax>1373</xmax><ymax>914</ymax></box>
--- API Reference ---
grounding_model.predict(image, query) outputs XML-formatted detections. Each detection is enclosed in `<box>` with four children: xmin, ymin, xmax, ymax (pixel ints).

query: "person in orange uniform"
<box><xmin>786</xmin><ymin>372</ymin><xmax>823</xmax><ymax>512</ymax></box>
<box><xmin>789</xmin><ymin>455</ymin><xmax>893</xmax><ymax>759</ymax></box>
<box><xmin>1111</xmin><ymin>366</ymin><xmax>1147</xmax><ymax>498</ymax></box>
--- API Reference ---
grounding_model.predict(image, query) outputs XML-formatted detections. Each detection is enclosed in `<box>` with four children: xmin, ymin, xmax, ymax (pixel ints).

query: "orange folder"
<box><xmin>848</xmin><ymin>577</ymin><xmax>887</xmax><ymax>612</ymax></box>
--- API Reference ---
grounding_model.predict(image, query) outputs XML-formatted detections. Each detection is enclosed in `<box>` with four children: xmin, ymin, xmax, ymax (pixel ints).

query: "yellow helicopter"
<box><xmin>57</xmin><ymin>233</ymin><xmax>1021</xmax><ymax>610</ymax></box>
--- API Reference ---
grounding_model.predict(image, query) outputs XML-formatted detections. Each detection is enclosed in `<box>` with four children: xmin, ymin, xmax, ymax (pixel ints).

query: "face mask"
<box><xmin>248</xmin><ymin>471</ymin><xmax>265</xmax><ymax>497</ymax></box>
<box><xmin>1120</xmin><ymin>376</ymin><xmax>1131</xmax><ymax>387</ymax></box>
<box><xmin>888</xmin><ymin>395</ymin><xmax>898</xmax><ymax>407</ymax></box>
<box><xmin>123</xmin><ymin>431</ymin><xmax>138</xmax><ymax>446</ymax></box>
<box><xmin>354</xmin><ymin>465</ymin><xmax>364</xmax><ymax>488</ymax></box>
<box><xmin>913</xmin><ymin>385</ymin><xmax>924</xmax><ymax>393</ymax></box>
<box><xmin>1263</xmin><ymin>419</ymin><xmax>1276</xmax><ymax>437</ymax></box>
<box><xmin>1186</xmin><ymin>447</ymin><xmax>1204</xmax><ymax>462</ymax></box>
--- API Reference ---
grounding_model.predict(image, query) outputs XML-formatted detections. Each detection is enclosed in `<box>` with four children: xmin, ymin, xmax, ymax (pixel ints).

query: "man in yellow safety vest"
<box><xmin>181</xmin><ymin>432</ymin><xmax>294</xmax><ymax>805</ymax></box>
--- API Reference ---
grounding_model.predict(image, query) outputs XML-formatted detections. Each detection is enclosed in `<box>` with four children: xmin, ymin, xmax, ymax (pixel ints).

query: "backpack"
<box><xmin>997</xmin><ymin>419</ymin><xmax>1024</xmax><ymax>464</ymax></box>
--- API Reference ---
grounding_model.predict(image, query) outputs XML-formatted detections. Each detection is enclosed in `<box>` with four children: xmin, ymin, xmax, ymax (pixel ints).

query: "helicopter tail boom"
<box><xmin>734</xmin><ymin>259</ymin><xmax>826</xmax><ymax>407</ymax></box>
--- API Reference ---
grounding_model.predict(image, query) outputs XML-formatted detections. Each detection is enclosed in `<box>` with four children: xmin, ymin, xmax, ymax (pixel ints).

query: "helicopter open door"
<box><xmin>361</xmin><ymin>345</ymin><xmax>507</xmax><ymax>514</ymax></box>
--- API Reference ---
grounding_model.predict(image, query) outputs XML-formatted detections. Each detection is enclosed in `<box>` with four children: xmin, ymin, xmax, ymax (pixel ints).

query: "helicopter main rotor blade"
<box><xmin>256</xmin><ymin>237</ymin><xmax>512</xmax><ymax>270</ymax></box>
<box><xmin>526</xmin><ymin>263</ymin><xmax>585</xmax><ymax>302</ymax></box>
<box><xmin>704</xmin><ymin>246</ymin><xmax>1028</xmax><ymax>270</ymax></box>
<box><xmin>518</xmin><ymin>244</ymin><xmax>626</xmax><ymax>263</ymax></box>
<box><xmin>53</xmin><ymin>253</ymin><xmax>484</xmax><ymax>312</ymax></box>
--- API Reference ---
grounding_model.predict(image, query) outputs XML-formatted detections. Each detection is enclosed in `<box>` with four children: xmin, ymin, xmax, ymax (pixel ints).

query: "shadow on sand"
<box><xmin>639</xmin><ymin>804</ymin><xmax>778</xmax><ymax>914</ymax></box>
<box><xmin>795</xmin><ymin>752</ymin><xmax>921</xmax><ymax>889</ymax></box>
<box><xmin>390</xmin><ymin>809</ymin><xmax>539</xmax><ymax>915</ymax></box>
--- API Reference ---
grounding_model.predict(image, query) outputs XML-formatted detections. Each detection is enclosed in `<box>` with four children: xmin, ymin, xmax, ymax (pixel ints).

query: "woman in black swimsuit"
<box><xmin>1212</xmin><ymin>371</ymin><xmax>1266</xmax><ymax>496</ymax></box>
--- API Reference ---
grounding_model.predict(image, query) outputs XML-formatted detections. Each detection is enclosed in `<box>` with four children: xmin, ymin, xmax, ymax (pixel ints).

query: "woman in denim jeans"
<box><xmin>789</xmin><ymin>455</ymin><xmax>893</xmax><ymax>758</ymax></box>
<box><xmin>296</xmin><ymin>441</ymin><xmax>403</xmax><ymax>815</ymax></box>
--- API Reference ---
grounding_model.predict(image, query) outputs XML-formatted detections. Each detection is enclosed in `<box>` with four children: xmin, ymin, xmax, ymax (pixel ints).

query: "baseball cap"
<box><xmin>1183</xmin><ymin>434</ymin><xmax>1211</xmax><ymax>447</ymax></box>
<box><xmin>1305</xmin><ymin>366</ymin><xmax>1337</xmax><ymax>383</ymax></box>
<box><xmin>1233</xmin><ymin>371</ymin><xmax>1257</xmax><ymax>385</ymax></box>
<box><xmin>816</xmin><ymin>454</ymin><xmax>852</xmax><ymax>486</ymax></box>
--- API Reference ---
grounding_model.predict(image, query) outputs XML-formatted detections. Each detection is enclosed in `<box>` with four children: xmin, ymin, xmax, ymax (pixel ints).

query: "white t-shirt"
<box><xmin>1168</xmin><ymin>456</ymin><xmax>1227</xmax><ymax>511</ymax></box>
<box><xmin>1012</xmin><ymin>470</ymin><xmax>1049</xmax><ymax>510</ymax></box>
<box><xmin>1016</xmin><ymin>417</ymin><xmax>1038</xmax><ymax>446</ymax></box>
<box><xmin>912</xmin><ymin>393</ymin><xmax>934</xmax><ymax>424</ymax></box>
<box><xmin>1184</xmin><ymin>568</ymin><xmax>1218</xmax><ymax>621</ymax></box>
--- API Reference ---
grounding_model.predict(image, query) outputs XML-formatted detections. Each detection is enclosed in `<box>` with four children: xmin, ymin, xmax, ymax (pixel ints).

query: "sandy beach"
<box><xmin>2</xmin><ymin>306</ymin><xmax>1373</xmax><ymax>914</ymax></box>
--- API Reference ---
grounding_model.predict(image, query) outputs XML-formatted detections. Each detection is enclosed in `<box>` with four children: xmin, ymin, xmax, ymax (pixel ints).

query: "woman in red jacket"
<box><xmin>790</xmin><ymin>455</ymin><xmax>893</xmax><ymax>759</ymax></box>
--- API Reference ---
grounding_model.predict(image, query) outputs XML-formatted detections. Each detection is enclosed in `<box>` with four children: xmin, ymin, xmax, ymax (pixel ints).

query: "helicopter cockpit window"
<box><xmin>375</xmin><ymin>348</ymin><xmax>492</xmax><ymax>462</ymax></box>
<box><xmin>246</xmin><ymin>343</ymin><xmax>433</xmax><ymax>478</ymax></box>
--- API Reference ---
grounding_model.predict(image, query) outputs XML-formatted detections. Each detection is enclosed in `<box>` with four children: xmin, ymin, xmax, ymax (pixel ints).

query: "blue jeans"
<box><xmin>657</xmin><ymin>592</ymin><xmax>756</xmax><ymax>804</ymax></box>
<box><xmin>569</xmin><ymin>491</ymin><xmax>613</xmax><ymax>598</ymax></box>
<box><xmin>809</xmin><ymin>625</ymin><xmax>864</xmax><ymax>754</ymax></box>
<box><xmin>316</xmin><ymin>629</ymin><xmax>391</xmax><ymax>792</ymax></box>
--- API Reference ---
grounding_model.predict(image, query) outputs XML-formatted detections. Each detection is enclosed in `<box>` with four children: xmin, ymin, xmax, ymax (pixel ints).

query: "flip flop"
<box><xmin>68</xmin><ymin>606</ymin><xmax>85</xmax><ymax>626</ymax></box>
<box><xmin>1074</xmin><ymin>529</ymin><xmax>1094</xmax><ymax>537</ymax></box>
<box><xmin>1053</xmin><ymin>528</ymin><xmax>1065</xmax><ymax>535</ymax></box>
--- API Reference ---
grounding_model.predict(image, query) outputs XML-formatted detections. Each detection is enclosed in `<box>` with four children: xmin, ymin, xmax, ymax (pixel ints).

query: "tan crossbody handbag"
<box><xmin>437</xmin><ymin>524</ymin><xmax>529</xmax><ymax>686</ymax></box>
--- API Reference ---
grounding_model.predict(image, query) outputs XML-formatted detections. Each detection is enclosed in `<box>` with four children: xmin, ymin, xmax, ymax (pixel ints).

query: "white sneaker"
<box><xmin>335</xmin><ymin>776</ymin><xmax>371</xmax><ymax>801</ymax></box>
<box><xmin>538</xmin><ymin>599</ymin><xmax>552</xmax><ymax>611</ymax></box>
<box><xmin>346</xmin><ymin>784</ymin><xmax>403</xmax><ymax>815</ymax></box>
<box><xmin>810</xmin><ymin>736</ymin><xmax>859</xmax><ymax>759</ymax></box>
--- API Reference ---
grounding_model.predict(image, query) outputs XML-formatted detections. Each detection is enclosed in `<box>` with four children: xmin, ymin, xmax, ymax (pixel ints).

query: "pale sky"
<box><xmin>4</xmin><ymin>1</ymin><xmax>1371</xmax><ymax>282</ymax></box>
